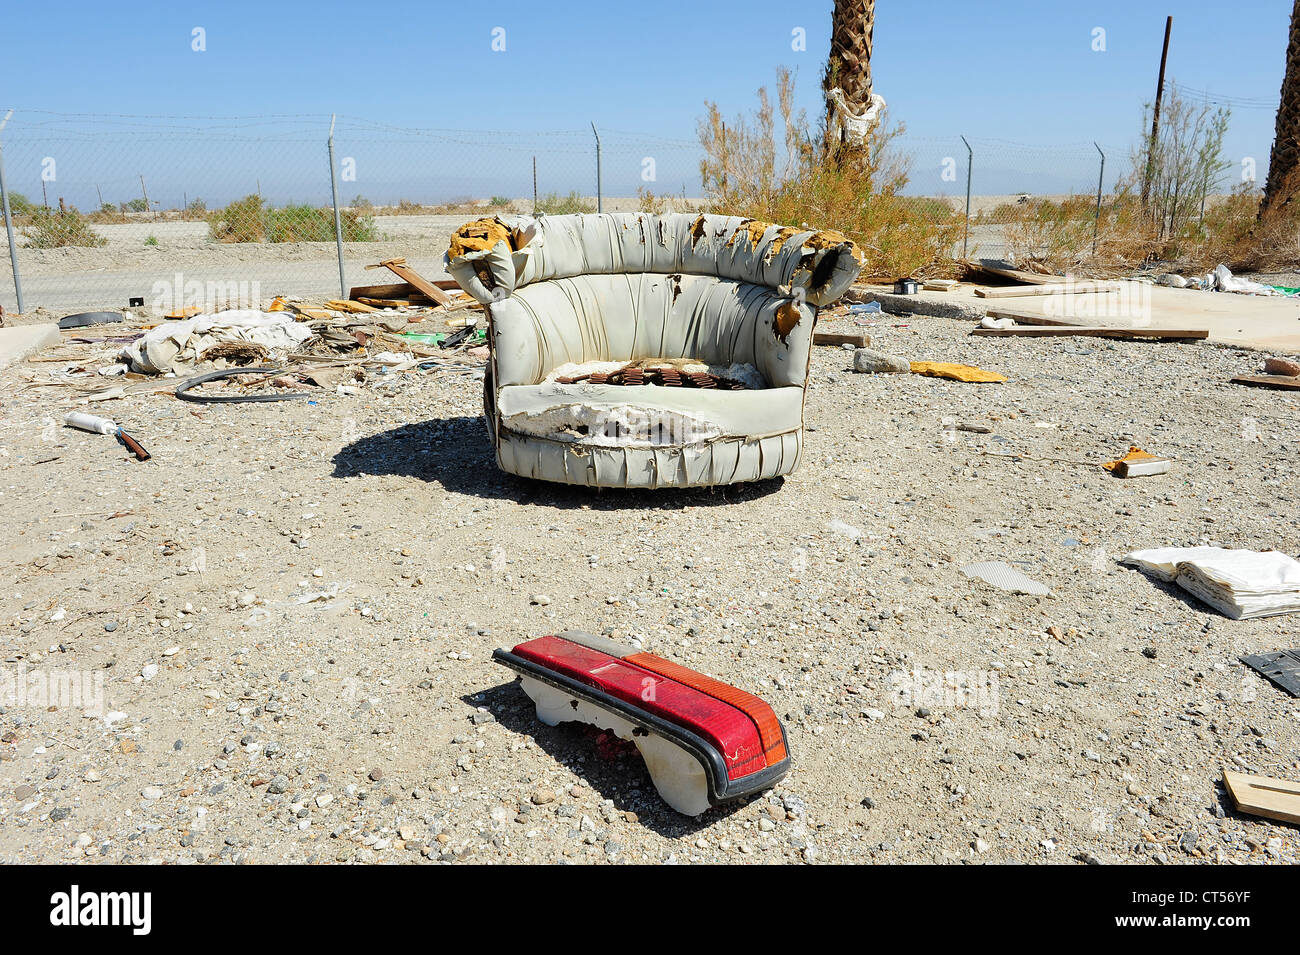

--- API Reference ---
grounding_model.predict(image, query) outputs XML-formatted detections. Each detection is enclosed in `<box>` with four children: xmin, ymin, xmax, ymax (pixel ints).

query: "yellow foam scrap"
<box><xmin>1102</xmin><ymin>446</ymin><xmax>1158</xmax><ymax>473</ymax></box>
<box><xmin>909</xmin><ymin>361</ymin><xmax>1007</xmax><ymax>383</ymax></box>
<box><xmin>446</xmin><ymin>217</ymin><xmax>512</xmax><ymax>260</ymax></box>
<box><xmin>267</xmin><ymin>297</ymin><xmax>287</xmax><ymax>312</ymax></box>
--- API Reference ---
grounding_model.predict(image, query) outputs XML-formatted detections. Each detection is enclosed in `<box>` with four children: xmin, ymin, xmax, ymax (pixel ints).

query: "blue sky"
<box><xmin>0</xmin><ymin>0</ymin><xmax>1291</xmax><ymax>205</ymax></box>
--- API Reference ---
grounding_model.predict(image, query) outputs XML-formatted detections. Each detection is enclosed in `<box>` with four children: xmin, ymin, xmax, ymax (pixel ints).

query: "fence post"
<box><xmin>0</xmin><ymin>110</ymin><xmax>25</xmax><ymax>314</ymax></box>
<box><xmin>960</xmin><ymin>136</ymin><xmax>972</xmax><ymax>260</ymax></box>
<box><xmin>327</xmin><ymin>114</ymin><xmax>347</xmax><ymax>300</ymax></box>
<box><xmin>1093</xmin><ymin>142</ymin><xmax>1105</xmax><ymax>256</ymax></box>
<box><xmin>591</xmin><ymin>122</ymin><xmax>602</xmax><ymax>213</ymax></box>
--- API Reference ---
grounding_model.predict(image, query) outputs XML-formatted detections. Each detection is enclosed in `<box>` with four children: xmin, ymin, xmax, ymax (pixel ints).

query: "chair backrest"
<box><xmin>490</xmin><ymin>271</ymin><xmax>814</xmax><ymax>388</ymax></box>
<box><xmin>446</xmin><ymin>212</ymin><xmax>862</xmax><ymax>308</ymax></box>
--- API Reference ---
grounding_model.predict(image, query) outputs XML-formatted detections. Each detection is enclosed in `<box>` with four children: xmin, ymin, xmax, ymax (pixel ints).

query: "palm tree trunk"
<box><xmin>1261</xmin><ymin>0</ymin><xmax>1300</xmax><ymax>221</ymax></box>
<box><xmin>823</xmin><ymin>0</ymin><xmax>875</xmax><ymax>157</ymax></box>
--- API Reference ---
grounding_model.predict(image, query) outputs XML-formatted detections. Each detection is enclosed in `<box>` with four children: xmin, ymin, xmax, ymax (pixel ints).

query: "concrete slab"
<box><xmin>850</xmin><ymin>281</ymin><xmax>1300</xmax><ymax>354</ymax></box>
<box><xmin>0</xmin><ymin>323</ymin><xmax>59</xmax><ymax>371</ymax></box>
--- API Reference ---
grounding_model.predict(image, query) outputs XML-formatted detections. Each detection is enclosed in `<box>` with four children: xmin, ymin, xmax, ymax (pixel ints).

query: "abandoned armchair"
<box><xmin>444</xmin><ymin>212</ymin><xmax>862</xmax><ymax>489</ymax></box>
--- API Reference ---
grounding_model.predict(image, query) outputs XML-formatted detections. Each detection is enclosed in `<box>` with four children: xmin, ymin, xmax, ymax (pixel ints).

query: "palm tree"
<box><xmin>1261</xmin><ymin>0</ymin><xmax>1300</xmax><ymax>221</ymax></box>
<box><xmin>823</xmin><ymin>0</ymin><xmax>878</xmax><ymax>159</ymax></box>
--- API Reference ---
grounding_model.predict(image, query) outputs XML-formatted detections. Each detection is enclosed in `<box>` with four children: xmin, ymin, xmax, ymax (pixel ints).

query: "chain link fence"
<box><xmin>0</xmin><ymin>110</ymin><xmax>1140</xmax><ymax>314</ymax></box>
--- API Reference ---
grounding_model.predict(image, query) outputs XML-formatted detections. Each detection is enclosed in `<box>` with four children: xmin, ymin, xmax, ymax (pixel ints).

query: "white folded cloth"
<box><xmin>1122</xmin><ymin>547</ymin><xmax>1300</xmax><ymax>619</ymax></box>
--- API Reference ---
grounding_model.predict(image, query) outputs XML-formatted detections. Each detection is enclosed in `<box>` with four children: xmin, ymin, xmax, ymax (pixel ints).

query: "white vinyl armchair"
<box><xmin>444</xmin><ymin>212</ymin><xmax>862</xmax><ymax>489</ymax></box>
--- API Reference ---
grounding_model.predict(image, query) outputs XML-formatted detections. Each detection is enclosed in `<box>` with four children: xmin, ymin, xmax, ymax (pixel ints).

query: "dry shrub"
<box><xmin>22</xmin><ymin>208</ymin><xmax>107</xmax><ymax>249</ymax></box>
<box><xmin>698</xmin><ymin>68</ymin><xmax>961</xmax><ymax>280</ymax></box>
<box><xmin>208</xmin><ymin>195</ymin><xmax>376</xmax><ymax>243</ymax></box>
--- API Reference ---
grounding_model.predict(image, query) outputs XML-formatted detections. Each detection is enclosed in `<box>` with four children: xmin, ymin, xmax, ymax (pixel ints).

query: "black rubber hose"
<box><xmin>175</xmin><ymin>367</ymin><xmax>309</xmax><ymax>403</ymax></box>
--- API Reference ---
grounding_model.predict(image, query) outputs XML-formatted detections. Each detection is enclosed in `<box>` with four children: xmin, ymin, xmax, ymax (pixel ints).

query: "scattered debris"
<box><xmin>961</xmin><ymin>561</ymin><xmax>1051</xmax><ymax>596</ymax></box>
<box><xmin>1264</xmin><ymin>357</ymin><xmax>1300</xmax><ymax>377</ymax></box>
<box><xmin>813</xmin><ymin>330</ymin><xmax>871</xmax><ymax>348</ymax></box>
<box><xmin>364</xmin><ymin>257</ymin><xmax>454</xmax><ymax>307</ymax></box>
<box><xmin>852</xmin><ymin>348</ymin><xmax>910</xmax><ymax>374</ymax></box>
<box><xmin>494</xmin><ymin>630</ymin><xmax>790</xmax><ymax>816</ymax></box>
<box><xmin>1122</xmin><ymin>547</ymin><xmax>1300</xmax><ymax>619</ymax></box>
<box><xmin>972</xmin><ymin>325</ymin><xmax>1207</xmax><ymax>341</ymax></box>
<box><xmin>910</xmin><ymin>361</ymin><xmax>1006</xmax><ymax>383</ymax></box>
<box><xmin>63</xmin><ymin>411</ymin><xmax>150</xmax><ymax>461</ymax></box>
<box><xmin>1232</xmin><ymin>374</ymin><xmax>1300</xmax><ymax>391</ymax></box>
<box><xmin>1239</xmin><ymin>649</ymin><xmax>1300</xmax><ymax>698</ymax></box>
<box><xmin>974</xmin><ymin>280</ymin><xmax>1118</xmax><ymax>298</ymax></box>
<box><xmin>175</xmin><ymin>367</ymin><xmax>310</xmax><ymax>404</ymax></box>
<box><xmin>58</xmin><ymin>311</ymin><xmax>126</xmax><ymax>330</ymax></box>
<box><xmin>1223</xmin><ymin>769</ymin><xmax>1300</xmax><ymax>826</ymax></box>
<box><xmin>119</xmin><ymin>311</ymin><xmax>314</xmax><ymax>375</ymax></box>
<box><xmin>1102</xmin><ymin>446</ymin><xmax>1171</xmax><ymax>478</ymax></box>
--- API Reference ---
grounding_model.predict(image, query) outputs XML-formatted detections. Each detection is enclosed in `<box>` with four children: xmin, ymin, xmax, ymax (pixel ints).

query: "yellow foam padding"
<box><xmin>447</xmin><ymin>217</ymin><xmax>512</xmax><ymax>260</ymax></box>
<box><xmin>909</xmin><ymin>361</ymin><xmax>1007</xmax><ymax>383</ymax></box>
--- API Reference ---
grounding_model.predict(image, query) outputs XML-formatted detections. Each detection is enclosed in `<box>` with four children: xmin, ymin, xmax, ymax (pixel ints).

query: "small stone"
<box><xmin>141</xmin><ymin>786</ymin><xmax>164</xmax><ymax>801</ymax></box>
<box><xmin>530</xmin><ymin>594</ymin><xmax>552</xmax><ymax>606</ymax></box>
<box><xmin>140</xmin><ymin>664</ymin><xmax>159</xmax><ymax>680</ymax></box>
<box><xmin>49</xmin><ymin>806</ymin><xmax>71</xmax><ymax>822</ymax></box>
<box><xmin>531</xmin><ymin>788</ymin><xmax>556</xmax><ymax>805</ymax></box>
<box><xmin>368</xmin><ymin>768</ymin><xmax>384</xmax><ymax>782</ymax></box>
<box><xmin>1264</xmin><ymin>356</ymin><xmax>1300</xmax><ymax>377</ymax></box>
<box><xmin>103</xmin><ymin>621</ymin><xmax>118</xmax><ymax>632</ymax></box>
<box><xmin>267</xmin><ymin>775</ymin><xmax>289</xmax><ymax>794</ymax></box>
<box><xmin>316</xmin><ymin>794</ymin><xmax>333</xmax><ymax>808</ymax></box>
<box><xmin>852</xmin><ymin>348</ymin><xmax>910</xmax><ymax>374</ymax></box>
<box><xmin>973</xmin><ymin>837</ymin><xmax>990</xmax><ymax>853</ymax></box>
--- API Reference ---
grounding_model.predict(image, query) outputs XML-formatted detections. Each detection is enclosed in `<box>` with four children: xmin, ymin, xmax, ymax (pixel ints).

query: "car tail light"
<box><xmin>494</xmin><ymin>631</ymin><xmax>791</xmax><ymax>815</ymax></box>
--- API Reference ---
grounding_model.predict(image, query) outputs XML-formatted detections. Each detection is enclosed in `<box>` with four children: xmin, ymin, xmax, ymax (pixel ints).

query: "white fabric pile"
<box><xmin>120</xmin><ymin>310</ymin><xmax>315</xmax><ymax>375</ymax></box>
<box><xmin>1122</xmin><ymin>547</ymin><xmax>1300</xmax><ymax>619</ymax></box>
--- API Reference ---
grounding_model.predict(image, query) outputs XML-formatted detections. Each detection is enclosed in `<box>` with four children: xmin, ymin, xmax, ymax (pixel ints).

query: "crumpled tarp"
<box><xmin>1121</xmin><ymin>547</ymin><xmax>1300</xmax><ymax>619</ymax></box>
<box><xmin>1205</xmin><ymin>264</ymin><xmax>1295</xmax><ymax>297</ymax></box>
<box><xmin>119</xmin><ymin>310</ymin><xmax>315</xmax><ymax>375</ymax></box>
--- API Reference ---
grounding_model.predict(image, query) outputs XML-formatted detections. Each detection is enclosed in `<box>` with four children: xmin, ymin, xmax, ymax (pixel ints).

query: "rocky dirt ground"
<box><xmin>0</xmin><ymin>305</ymin><xmax>1298</xmax><ymax>865</ymax></box>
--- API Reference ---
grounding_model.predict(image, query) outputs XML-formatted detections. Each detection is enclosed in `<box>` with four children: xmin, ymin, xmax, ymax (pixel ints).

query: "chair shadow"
<box><xmin>331</xmin><ymin>415</ymin><xmax>786</xmax><ymax>509</ymax></box>
<box><xmin>464</xmin><ymin>682</ymin><xmax>761</xmax><ymax>839</ymax></box>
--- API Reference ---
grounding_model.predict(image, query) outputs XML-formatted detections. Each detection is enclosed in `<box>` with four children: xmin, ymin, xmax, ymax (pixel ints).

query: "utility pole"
<box><xmin>1140</xmin><ymin>15</ymin><xmax>1173</xmax><ymax>212</ymax></box>
<box><xmin>139</xmin><ymin>175</ymin><xmax>150</xmax><ymax>219</ymax></box>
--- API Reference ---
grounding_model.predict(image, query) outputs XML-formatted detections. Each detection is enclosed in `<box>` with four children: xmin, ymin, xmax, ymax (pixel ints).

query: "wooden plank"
<box><xmin>973</xmin><ymin>326</ymin><xmax>1208</xmax><ymax>340</ymax></box>
<box><xmin>813</xmin><ymin>330</ymin><xmax>871</xmax><ymax>348</ymax></box>
<box><xmin>364</xmin><ymin>257</ymin><xmax>454</xmax><ymax>306</ymax></box>
<box><xmin>975</xmin><ymin>281</ymin><xmax>1118</xmax><ymax>298</ymax></box>
<box><xmin>349</xmin><ymin>279</ymin><xmax>461</xmax><ymax>300</ymax></box>
<box><xmin>971</xmin><ymin>258</ymin><xmax>1063</xmax><ymax>285</ymax></box>
<box><xmin>350</xmin><ymin>282</ymin><xmax>416</xmax><ymax>300</ymax></box>
<box><xmin>983</xmin><ymin>309</ymin><xmax>1086</xmax><ymax>327</ymax></box>
<box><xmin>1231</xmin><ymin>374</ymin><xmax>1300</xmax><ymax>390</ymax></box>
<box><xmin>1223</xmin><ymin>769</ymin><xmax>1300</xmax><ymax>825</ymax></box>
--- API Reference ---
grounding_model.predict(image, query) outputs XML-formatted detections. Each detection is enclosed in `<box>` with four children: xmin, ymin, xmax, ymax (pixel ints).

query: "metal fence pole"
<box><xmin>327</xmin><ymin>114</ymin><xmax>347</xmax><ymax>299</ymax></box>
<box><xmin>960</xmin><ymin>136</ymin><xmax>972</xmax><ymax>260</ymax></box>
<box><xmin>1092</xmin><ymin>142</ymin><xmax>1105</xmax><ymax>256</ymax></box>
<box><xmin>591</xmin><ymin>122</ymin><xmax>602</xmax><ymax>213</ymax></box>
<box><xmin>0</xmin><ymin>110</ymin><xmax>25</xmax><ymax>314</ymax></box>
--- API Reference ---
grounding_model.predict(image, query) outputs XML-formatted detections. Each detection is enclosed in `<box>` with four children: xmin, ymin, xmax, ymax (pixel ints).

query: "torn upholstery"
<box><xmin>446</xmin><ymin>212</ymin><xmax>862</xmax><ymax>488</ymax></box>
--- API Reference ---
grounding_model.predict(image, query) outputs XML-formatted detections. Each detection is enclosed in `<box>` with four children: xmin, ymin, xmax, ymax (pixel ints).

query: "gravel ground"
<box><xmin>1</xmin><ymin>307</ymin><xmax>1298</xmax><ymax>865</ymax></box>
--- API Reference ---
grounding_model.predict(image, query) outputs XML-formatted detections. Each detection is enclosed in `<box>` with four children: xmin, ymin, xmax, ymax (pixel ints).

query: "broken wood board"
<box><xmin>363</xmin><ymin>258</ymin><xmax>454</xmax><ymax>306</ymax></box>
<box><xmin>813</xmin><ymin>330</ymin><xmax>871</xmax><ymax>348</ymax></box>
<box><xmin>970</xmin><ymin>259</ymin><xmax>1064</xmax><ymax>285</ymax></box>
<box><xmin>1232</xmin><ymin>374</ymin><xmax>1300</xmax><ymax>390</ymax></box>
<box><xmin>973</xmin><ymin>326</ymin><xmax>1208</xmax><ymax>341</ymax></box>
<box><xmin>1223</xmin><ymin>769</ymin><xmax>1300</xmax><ymax>826</ymax></box>
<box><xmin>348</xmin><ymin>279</ymin><xmax>459</xmax><ymax>300</ymax></box>
<box><xmin>975</xmin><ymin>281</ymin><xmax>1118</xmax><ymax>298</ymax></box>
